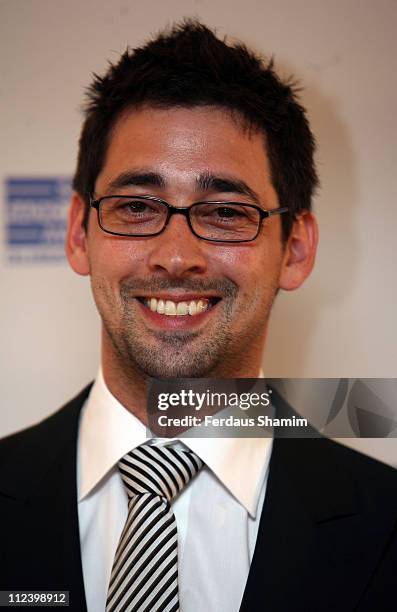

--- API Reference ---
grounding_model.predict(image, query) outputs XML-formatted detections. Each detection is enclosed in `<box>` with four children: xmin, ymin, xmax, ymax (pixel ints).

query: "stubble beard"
<box><xmin>112</xmin><ymin>318</ymin><xmax>232</xmax><ymax>378</ymax></box>
<box><xmin>107</xmin><ymin>278</ymin><xmax>238</xmax><ymax>378</ymax></box>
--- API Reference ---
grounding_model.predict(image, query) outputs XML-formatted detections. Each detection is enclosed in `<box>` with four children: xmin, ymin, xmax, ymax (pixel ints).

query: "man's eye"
<box><xmin>107</xmin><ymin>199</ymin><xmax>164</xmax><ymax>223</ymax></box>
<box><xmin>214</xmin><ymin>206</ymin><xmax>245</xmax><ymax>218</ymax></box>
<box><xmin>205</xmin><ymin>206</ymin><xmax>251</xmax><ymax>221</ymax></box>
<box><xmin>111</xmin><ymin>200</ymin><xmax>165</xmax><ymax>217</ymax></box>
<box><xmin>119</xmin><ymin>200</ymin><xmax>150</xmax><ymax>213</ymax></box>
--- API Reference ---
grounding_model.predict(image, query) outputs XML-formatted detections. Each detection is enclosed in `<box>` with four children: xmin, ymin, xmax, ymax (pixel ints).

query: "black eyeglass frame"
<box><xmin>90</xmin><ymin>194</ymin><xmax>290</xmax><ymax>243</ymax></box>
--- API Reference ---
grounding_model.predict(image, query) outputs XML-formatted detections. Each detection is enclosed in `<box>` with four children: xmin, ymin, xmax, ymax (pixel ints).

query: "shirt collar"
<box><xmin>78</xmin><ymin>368</ymin><xmax>272</xmax><ymax>518</ymax></box>
<box><xmin>78</xmin><ymin>369</ymin><xmax>148</xmax><ymax>501</ymax></box>
<box><xmin>184</xmin><ymin>435</ymin><xmax>272</xmax><ymax>517</ymax></box>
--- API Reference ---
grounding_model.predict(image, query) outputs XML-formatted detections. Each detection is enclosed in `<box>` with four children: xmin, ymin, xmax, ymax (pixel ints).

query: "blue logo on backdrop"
<box><xmin>5</xmin><ymin>177</ymin><xmax>71</xmax><ymax>263</ymax></box>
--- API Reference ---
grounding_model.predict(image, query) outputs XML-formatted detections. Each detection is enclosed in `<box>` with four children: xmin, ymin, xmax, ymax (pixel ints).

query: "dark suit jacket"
<box><xmin>0</xmin><ymin>385</ymin><xmax>396</xmax><ymax>611</ymax></box>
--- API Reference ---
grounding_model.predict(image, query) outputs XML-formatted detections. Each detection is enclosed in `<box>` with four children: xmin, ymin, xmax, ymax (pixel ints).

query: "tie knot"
<box><xmin>119</xmin><ymin>444</ymin><xmax>203</xmax><ymax>502</ymax></box>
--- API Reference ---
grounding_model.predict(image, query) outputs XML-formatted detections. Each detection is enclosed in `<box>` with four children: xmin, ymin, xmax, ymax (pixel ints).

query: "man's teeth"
<box><xmin>146</xmin><ymin>297</ymin><xmax>210</xmax><ymax>316</ymax></box>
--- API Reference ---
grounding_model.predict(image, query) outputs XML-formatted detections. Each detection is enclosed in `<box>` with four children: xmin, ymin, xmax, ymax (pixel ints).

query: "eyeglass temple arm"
<box><xmin>264</xmin><ymin>206</ymin><xmax>289</xmax><ymax>218</ymax></box>
<box><xmin>90</xmin><ymin>197</ymin><xmax>99</xmax><ymax>209</ymax></box>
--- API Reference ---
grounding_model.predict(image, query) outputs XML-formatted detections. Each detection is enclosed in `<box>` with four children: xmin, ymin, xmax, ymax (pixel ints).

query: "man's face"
<box><xmin>68</xmin><ymin>106</ymin><xmax>309</xmax><ymax>378</ymax></box>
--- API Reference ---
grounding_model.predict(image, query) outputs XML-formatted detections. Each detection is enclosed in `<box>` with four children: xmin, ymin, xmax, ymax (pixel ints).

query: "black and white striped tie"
<box><xmin>106</xmin><ymin>444</ymin><xmax>203</xmax><ymax>612</ymax></box>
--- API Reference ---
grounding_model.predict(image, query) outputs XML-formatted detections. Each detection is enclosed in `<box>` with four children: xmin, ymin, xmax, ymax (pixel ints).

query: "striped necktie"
<box><xmin>106</xmin><ymin>444</ymin><xmax>203</xmax><ymax>612</ymax></box>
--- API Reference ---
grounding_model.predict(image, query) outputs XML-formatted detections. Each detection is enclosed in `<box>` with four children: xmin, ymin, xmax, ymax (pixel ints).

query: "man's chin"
<box><xmin>124</xmin><ymin>338</ymin><xmax>222</xmax><ymax>379</ymax></box>
<box><xmin>133</xmin><ymin>358</ymin><xmax>215</xmax><ymax>379</ymax></box>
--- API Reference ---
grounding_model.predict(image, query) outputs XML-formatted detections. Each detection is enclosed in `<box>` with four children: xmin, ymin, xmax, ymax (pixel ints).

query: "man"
<box><xmin>1</xmin><ymin>20</ymin><xmax>396</xmax><ymax>612</ymax></box>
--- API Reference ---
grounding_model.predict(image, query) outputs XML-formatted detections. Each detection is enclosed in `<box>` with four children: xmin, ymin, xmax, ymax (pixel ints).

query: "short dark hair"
<box><xmin>73</xmin><ymin>20</ymin><xmax>318</xmax><ymax>239</ymax></box>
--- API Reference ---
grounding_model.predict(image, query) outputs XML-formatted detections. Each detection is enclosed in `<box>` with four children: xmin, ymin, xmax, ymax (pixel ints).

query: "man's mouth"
<box><xmin>137</xmin><ymin>296</ymin><xmax>220</xmax><ymax>316</ymax></box>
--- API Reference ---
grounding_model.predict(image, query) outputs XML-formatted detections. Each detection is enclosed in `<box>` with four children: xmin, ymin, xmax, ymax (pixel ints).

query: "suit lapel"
<box><xmin>240</xmin><ymin>437</ymin><xmax>396</xmax><ymax>611</ymax></box>
<box><xmin>0</xmin><ymin>386</ymin><xmax>92</xmax><ymax>611</ymax></box>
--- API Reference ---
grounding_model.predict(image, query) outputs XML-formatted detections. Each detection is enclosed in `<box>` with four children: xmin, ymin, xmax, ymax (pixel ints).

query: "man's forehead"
<box><xmin>95</xmin><ymin>105</ymin><xmax>274</xmax><ymax>200</ymax></box>
<box><xmin>107</xmin><ymin>105</ymin><xmax>265</xmax><ymax>157</ymax></box>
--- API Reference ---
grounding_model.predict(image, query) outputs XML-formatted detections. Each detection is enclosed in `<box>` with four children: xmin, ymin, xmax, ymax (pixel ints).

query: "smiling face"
<box><xmin>67</xmin><ymin>105</ymin><xmax>317</xmax><ymax>383</ymax></box>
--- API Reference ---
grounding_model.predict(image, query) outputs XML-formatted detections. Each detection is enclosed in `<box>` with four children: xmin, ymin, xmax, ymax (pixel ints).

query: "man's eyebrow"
<box><xmin>104</xmin><ymin>169</ymin><xmax>260</xmax><ymax>203</ymax></box>
<box><xmin>196</xmin><ymin>172</ymin><xmax>260</xmax><ymax>204</ymax></box>
<box><xmin>106</xmin><ymin>170</ymin><xmax>166</xmax><ymax>193</ymax></box>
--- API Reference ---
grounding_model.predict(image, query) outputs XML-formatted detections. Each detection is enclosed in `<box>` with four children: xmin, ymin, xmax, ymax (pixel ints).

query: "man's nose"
<box><xmin>147</xmin><ymin>213</ymin><xmax>208</xmax><ymax>277</ymax></box>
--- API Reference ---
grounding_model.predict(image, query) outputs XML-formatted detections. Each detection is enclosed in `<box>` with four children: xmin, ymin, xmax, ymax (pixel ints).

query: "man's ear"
<box><xmin>65</xmin><ymin>193</ymin><xmax>90</xmax><ymax>276</ymax></box>
<box><xmin>279</xmin><ymin>212</ymin><xmax>318</xmax><ymax>290</ymax></box>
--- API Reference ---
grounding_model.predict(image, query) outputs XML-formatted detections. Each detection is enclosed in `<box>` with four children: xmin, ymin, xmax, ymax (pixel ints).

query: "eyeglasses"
<box><xmin>90</xmin><ymin>195</ymin><xmax>289</xmax><ymax>243</ymax></box>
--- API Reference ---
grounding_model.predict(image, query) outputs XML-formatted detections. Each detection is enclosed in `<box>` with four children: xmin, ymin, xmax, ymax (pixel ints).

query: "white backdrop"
<box><xmin>1</xmin><ymin>0</ymin><xmax>396</xmax><ymax>464</ymax></box>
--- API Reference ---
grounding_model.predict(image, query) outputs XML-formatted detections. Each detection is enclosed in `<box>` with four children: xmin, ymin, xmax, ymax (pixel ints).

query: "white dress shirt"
<box><xmin>77</xmin><ymin>369</ymin><xmax>273</xmax><ymax>612</ymax></box>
